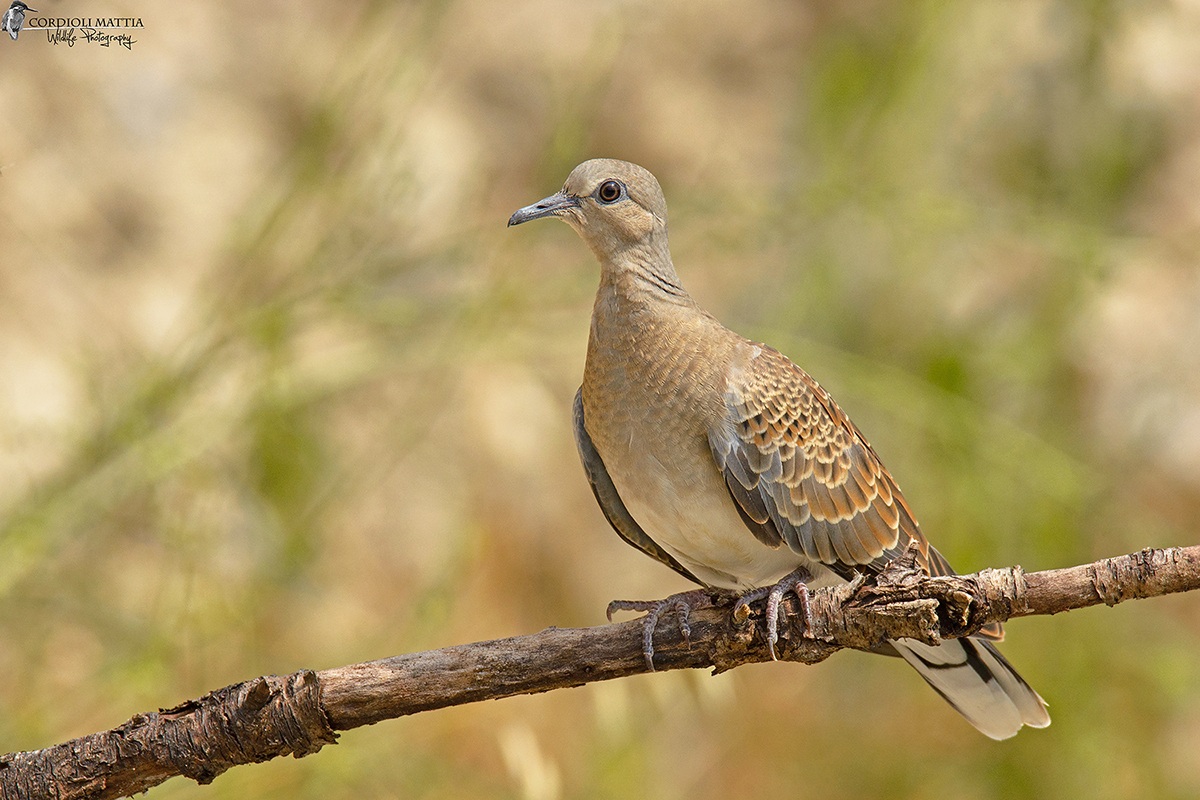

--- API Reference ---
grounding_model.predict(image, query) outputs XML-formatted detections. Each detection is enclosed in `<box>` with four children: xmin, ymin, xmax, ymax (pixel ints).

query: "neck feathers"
<box><xmin>599</xmin><ymin>241</ymin><xmax>690</xmax><ymax>304</ymax></box>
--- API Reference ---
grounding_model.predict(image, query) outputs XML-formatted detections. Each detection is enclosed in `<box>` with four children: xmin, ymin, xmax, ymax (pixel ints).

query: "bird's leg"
<box><xmin>734</xmin><ymin>567</ymin><xmax>813</xmax><ymax>660</ymax></box>
<box><xmin>606</xmin><ymin>588</ymin><xmax>719</xmax><ymax>672</ymax></box>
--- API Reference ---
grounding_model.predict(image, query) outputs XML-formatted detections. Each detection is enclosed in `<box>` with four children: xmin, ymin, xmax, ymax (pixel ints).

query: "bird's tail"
<box><xmin>891</xmin><ymin>636</ymin><xmax>1050</xmax><ymax>740</ymax></box>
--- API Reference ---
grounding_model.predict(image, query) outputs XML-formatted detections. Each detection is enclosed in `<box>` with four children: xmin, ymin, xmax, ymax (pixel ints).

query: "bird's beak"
<box><xmin>507</xmin><ymin>191</ymin><xmax>580</xmax><ymax>227</ymax></box>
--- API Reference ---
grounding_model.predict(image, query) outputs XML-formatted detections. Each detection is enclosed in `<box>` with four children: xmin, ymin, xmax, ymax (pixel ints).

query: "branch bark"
<box><xmin>3</xmin><ymin>545</ymin><xmax>1198</xmax><ymax>799</ymax></box>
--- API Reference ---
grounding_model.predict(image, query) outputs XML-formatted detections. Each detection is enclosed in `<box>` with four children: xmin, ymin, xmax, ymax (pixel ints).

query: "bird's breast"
<box><xmin>581</xmin><ymin>307</ymin><xmax>819</xmax><ymax>589</ymax></box>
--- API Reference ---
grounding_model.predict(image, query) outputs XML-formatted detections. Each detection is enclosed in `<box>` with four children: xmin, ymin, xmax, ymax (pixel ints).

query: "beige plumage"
<box><xmin>508</xmin><ymin>158</ymin><xmax>1049</xmax><ymax>740</ymax></box>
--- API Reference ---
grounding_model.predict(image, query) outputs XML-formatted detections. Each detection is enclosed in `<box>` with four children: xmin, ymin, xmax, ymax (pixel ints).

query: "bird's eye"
<box><xmin>596</xmin><ymin>180</ymin><xmax>623</xmax><ymax>204</ymax></box>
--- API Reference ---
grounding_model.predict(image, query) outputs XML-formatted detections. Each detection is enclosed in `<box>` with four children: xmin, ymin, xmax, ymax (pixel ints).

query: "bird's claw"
<box><xmin>736</xmin><ymin>567</ymin><xmax>813</xmax><ymax>660</ymax></box>
<box><xmin>606</xmin><ymin>589</ymin><xmax>715</xmax><ymax>671</ymax></box>
<box><xmin>608</xmin><ymin>571</ymin><xmax>812</xmax><ymax>669</ymax></box>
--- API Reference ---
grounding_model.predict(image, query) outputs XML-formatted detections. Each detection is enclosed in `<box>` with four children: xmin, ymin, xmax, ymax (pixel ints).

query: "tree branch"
<box><xmin>3</xmin><ymin>545</ymin><xmax>1198</xmax><ymax>799</ymax></box>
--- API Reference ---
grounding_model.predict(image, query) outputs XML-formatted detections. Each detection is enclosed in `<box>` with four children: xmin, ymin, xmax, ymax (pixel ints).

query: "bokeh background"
<box><xmin>2</xmin><ymin>1</ymin><xmax>1200</xmax><ymax>798</ymax></box>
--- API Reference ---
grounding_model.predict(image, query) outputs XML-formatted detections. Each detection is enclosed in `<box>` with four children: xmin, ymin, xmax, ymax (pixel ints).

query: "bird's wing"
<box><xmin>708</xmin><ymin>343</ymin><xmax>1002</xmax><ymax>639</ymax></box>
<box><xmin>573</xmin><ymin>387</ymin><xmax>702</xmax><ymax>585</ymax></box>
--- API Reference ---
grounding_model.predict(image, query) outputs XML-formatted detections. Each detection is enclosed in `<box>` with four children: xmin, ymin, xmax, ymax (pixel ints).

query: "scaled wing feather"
<box><xmin>708</xmin><ymin>344</ymin><xmax>1002</xmax><ymax>640</ymax></box>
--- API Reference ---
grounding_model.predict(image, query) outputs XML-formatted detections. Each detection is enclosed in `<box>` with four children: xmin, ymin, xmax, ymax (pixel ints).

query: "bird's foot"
<box><xmin>606</xmin><ymin>588</ymin><xmax>718</xmax><ymax>672</ymax></box>
<box><xmin>734</xmin><ymin>567</ymin><xmax>813</xmax><ymax>661</ymax></box>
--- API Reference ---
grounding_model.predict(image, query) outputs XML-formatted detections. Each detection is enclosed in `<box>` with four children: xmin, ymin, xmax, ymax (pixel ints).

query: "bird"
<box><xmin>507</xmin><ymin>158</ymin><xmax>1050</xmax><ymax>740</ymax></box>
<box><xmin>1</xmin><ymin>1</ymin><xmax>35</xmax><ymax>40</ymax></box>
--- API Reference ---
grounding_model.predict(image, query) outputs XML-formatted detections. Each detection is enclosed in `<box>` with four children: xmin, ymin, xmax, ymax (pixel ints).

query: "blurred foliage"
<box><xmin>2</xmin><ymin>0</ymin><xmax>1200</xmax><ymax>798</ymax></box>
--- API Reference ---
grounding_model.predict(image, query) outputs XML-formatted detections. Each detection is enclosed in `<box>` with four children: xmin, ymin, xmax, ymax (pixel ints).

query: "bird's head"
<box><xmin>508</xmin><ymin>159</ymin><xmax>670</xmax><ymax>264</ymax></box>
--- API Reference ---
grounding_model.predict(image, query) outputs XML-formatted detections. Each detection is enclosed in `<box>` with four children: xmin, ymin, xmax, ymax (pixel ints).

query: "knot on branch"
<box><xmin>151</xmin><ymin>670</ymin><xmax>337</xmax><ymax>785</ymax></box>
<box><xmin>839</xmin><ymin>543</ymin><xmax>944</xmax><ymax>646</ymax></box>
<box><xmin>779</xmin><ymin>544</ymin><xmax>1034</xmax><ymax>656</ymax></box>
<box><xmin>0</xmin><ymin>671</ymin><xmax>338</xmax><ymax>800</ymax></box>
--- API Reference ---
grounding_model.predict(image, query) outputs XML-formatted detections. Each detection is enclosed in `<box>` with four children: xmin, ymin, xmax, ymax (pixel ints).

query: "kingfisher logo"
<box><xmin>2</xmin><ymin>1</ymin><xmax>34</xmax><ymax>40</ymax></box>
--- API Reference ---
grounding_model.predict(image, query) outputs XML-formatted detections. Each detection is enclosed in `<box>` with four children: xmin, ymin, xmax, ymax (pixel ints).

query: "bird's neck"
<box><xmin>587</xmin><ymin>251</ymin><xmax>711</xmax><ymax>370</ymax></box>
<box><xmin>596</xmin><ymin>244</ymin><xmax>691</xmax><ymax>309</ymax></box>
<box><xmin>583</xmin><ymin>252</ymin><xmax>732</xmax><ymax>447</ymax></box>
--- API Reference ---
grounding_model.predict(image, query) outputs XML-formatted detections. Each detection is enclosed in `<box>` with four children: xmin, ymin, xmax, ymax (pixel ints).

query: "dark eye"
<box><xmin>597</xmin><ymin>180</ymin><xmax>622</xmax><ymax>203</ymax></box>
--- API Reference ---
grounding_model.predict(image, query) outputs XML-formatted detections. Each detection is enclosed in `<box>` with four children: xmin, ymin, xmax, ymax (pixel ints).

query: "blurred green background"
<box><xmin>2</xmin><ymin>1</ymin><xmax>1199</xmax><ymax>798</ymax></box>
